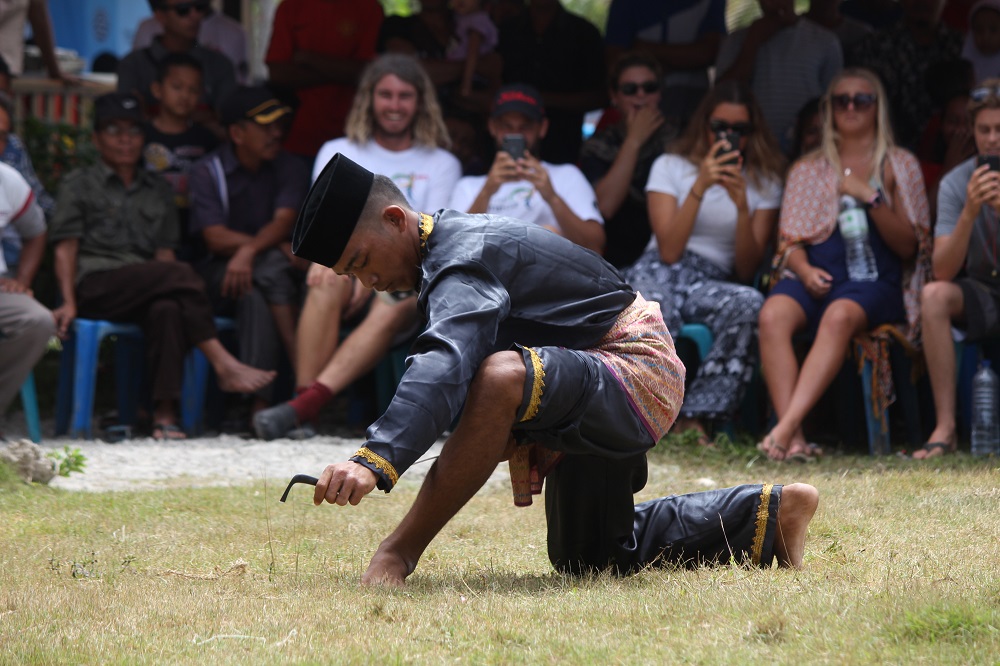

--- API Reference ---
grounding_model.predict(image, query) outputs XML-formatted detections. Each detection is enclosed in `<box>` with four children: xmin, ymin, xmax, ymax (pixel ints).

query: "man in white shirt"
<box><xmin>0</xmin><ymin>162</ymin><xmax>54</xmax><ymax>427</ymax></box>
<box><xmin>253</xmin><ymin>53</ymin><xmax>461</xmax><ymax>440</ymax></box>
<box><xmin>449</xmin><ymin>83</ymin><xmax>605</xmax><ymax>254</ymax></box>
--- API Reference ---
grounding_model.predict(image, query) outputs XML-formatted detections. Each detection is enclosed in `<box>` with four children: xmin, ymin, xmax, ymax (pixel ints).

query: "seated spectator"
<box><xmin>579</xmin><ymin>51</ymin><xmax>678</xmax><ymax>268</ymax></box>
<box><xmin>0</xmin><ymin>162</ymin><xmax>54</xmax><ymax>433</ymax></box>
<box><xmin>48</xmin><ymin>93</ymin><xmax>275</xmax><ymax>440</ymax></box>
<box><xmin>716</xmin><ymin>0</ymin><xmax>843</xmax><ymax>152</ymax></box>
<box><xmin>189</xmin><ymin>86</ymin><xmax>310</xmax><ymax>413</ymax></box>
<box><xmin>758</xmin><ymin>68</ymin><xmax>930</xmax><ymax>461</ymax></box>
<box><xmin>448</xmin><ymin>0</ymin><xmax>499</xmax><ymax>98</ymax></box>
<box><xmin>117</xmin><ymin>0</ymin><xmax>237</xmax><ymax>133</ymax></box>
<box><xmin>840</xmin><ymin>0</ymin><xmax>902</xmax><ymax>31</ymax></box>
<box><xmin>625</xmin><ymin>80</ymin><xmax>784</xmax><ymax>443</ymax></box>
<box><xmin>449</xmin><ymin>83</ymin><xmax>605</xmax><ymax>254</ymax></box>
<box><xmin>963</xmin><ymin>1</ymin><xmax>1000</xmax><ymax>84</ymax></box>
<box><xmin>252</xmin><ymin>54</ymin><xmax>460</xmax><ymax>441</ymax></box>
<box><xmin>133</xmin><ymin>0</ymin><xmax>249</xmax><ymax>84</ymax></box>
<box><xmin>804</xmin><ymin>0</ymin><xmax>873</xmax><ymax>55</ymax></box>
<box><xmin>919</xmin><ymin>86</ymin><xmax>975</xmax><ymax>215</ymax></box>
<box><xmin>497</xmin><ymin>0</ymin><xmax>607</xmax><ymax>164</ymax></box>
<box><xmin>265</xmin><ymin>0</ymin><xmax>383</xmax><ymax>162</ymax></box>
<box><xmin>917</xmin><ymin>81</ymin><xmax>1000</xmax><ymax>458</ymax></box>
<box><xmin>142</xmin><ymin>53</ymin><xmax>220</xmax><ymax>262</ymax></box>
<box><xmin>790</xmin><ymin>97</ymin><xmax>823</xmax><ymax>160</ymax></box>
<box><xmin>0</xmin><ymin>90</ymin><xmax>55</xmax><ymax>272</ymax></box>
<box><xmin>850</xmin><ymin>0</ymin><xmax>962</xmax><ymax>150</ymax></box>
<box><xmin>603</xmin><ymin>0</ymin><xmax>726</xmax><ymax>125</ymax></box>
<box><xmin>0</xmin><ymin>0</ymin><xmax>70</xmax><ymax>83</ymax></box>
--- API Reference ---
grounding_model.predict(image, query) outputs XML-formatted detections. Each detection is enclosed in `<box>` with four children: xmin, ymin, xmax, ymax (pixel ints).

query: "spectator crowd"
<box><xmin>2</xmin><ymin>0</ymin><xmax>999</xmax><ymax>462</ymax></box>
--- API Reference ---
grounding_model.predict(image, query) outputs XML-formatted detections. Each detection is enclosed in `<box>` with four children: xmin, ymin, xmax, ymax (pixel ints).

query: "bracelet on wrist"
<box><xmin>689</xmin><ymin>188</ymin><xmax>704</xmax><ymax>202</ymax></box>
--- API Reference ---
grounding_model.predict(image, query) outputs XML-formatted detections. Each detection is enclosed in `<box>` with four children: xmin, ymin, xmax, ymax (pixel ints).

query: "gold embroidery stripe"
<box><xmin>354</xmin><ymin>447</ymin><xmax>399</xmax><ymax>486</ymax></box>
<box><xmin>751</xmin><ymin>483</ymin><xmax>774</xmax><ymax>565</ymax></box>
<box><xmin>519</xmin><ymin>346</ymin><xmax>545</xmax><ymax>423</ymax></box>
<box><xmin>419</xmin><ymin>213</ymin><xmax>434</xmax><ymax>251</ymax></box>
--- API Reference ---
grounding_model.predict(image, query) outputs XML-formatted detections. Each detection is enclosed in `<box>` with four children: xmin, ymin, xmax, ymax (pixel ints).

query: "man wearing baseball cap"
<box><xmin>48</xmin><ymin>92</ymin><xmax>275</xmax><ymax>440</ymax></box>
<box><xmin>279</xmin><ymin>152</ymin><xmax>819</xmax><ymax>586</ymax></box>
<box><xmin>188</xmin><ymin>85</ymin><xmax>310</xmax><ymax>415</ymax></box>
<box><xmin>448</xmin><ymin>83</ymin><xmax>606</xmax><ymax>254</ymax></box>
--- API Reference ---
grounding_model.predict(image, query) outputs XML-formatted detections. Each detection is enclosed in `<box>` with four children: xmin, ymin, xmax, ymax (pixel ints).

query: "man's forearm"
<box><xmin>548</xmin><ymin>195</ymin><xmax>605</xmax><ymax>253</ymax></box>
<box><xmin>53</xmin><ymin>240</ymin><xmax>78</xmax><ymax>305</ymax></box>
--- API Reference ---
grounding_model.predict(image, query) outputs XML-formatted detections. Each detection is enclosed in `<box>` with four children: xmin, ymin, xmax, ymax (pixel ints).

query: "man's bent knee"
<box><xmin>469</xmin><ymin>351</ymin><xmax>526</xmax><ymax>412</ymax></box>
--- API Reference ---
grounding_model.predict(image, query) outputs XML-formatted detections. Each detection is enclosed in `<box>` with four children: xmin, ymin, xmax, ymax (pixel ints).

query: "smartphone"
<box><xmin>501</xmin><ymin>133</ymin><xmax>526</xmax><ymax>160</ymax></box>
<box><xmin>714</xmin><ymin>130</ymin><xmax>741</xmax><ymax>166</ymax></box>
<box><xmin>978</xmin><ymin>154</ymin><xmax>1000</xmax><ymax>171</ymax></box>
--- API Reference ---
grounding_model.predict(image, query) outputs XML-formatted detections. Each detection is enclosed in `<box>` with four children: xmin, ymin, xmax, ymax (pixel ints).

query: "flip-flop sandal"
<box><xmin>152</xmin><ymin>422</ymin><xmax>187</xmax><ymax>441</ymax></box>
<box><xmin>911</xmin><ymin>441</ymin><xmax>952</xmax><ymax>459</ymax></box>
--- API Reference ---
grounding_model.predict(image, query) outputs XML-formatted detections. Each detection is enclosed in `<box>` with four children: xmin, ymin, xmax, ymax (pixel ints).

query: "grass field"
<box><xmin>1</xmin><ymin>439</ymin><xmax>999</xmax><ymax>665</ymax></box>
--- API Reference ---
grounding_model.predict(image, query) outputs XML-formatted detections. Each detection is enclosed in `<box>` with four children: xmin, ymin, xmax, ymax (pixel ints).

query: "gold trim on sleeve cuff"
<box><xmin>519</xmin><ymin>346</ymin><xmax>546</xmax><ymax>423</ymax></box>
<box><xmin>354</xmin><ymin>447</ymin><xmax>399</xmax><ymax>487</ymax></box>
<box><xmin>751</xmin><ymin>483</ymin><xmax>774</xmax><ymax>566</ymax></box>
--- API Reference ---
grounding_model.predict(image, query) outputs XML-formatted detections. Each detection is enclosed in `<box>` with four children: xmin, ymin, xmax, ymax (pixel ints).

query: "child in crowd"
<box><xmin>963</xmin><ymin>0</ymin><xmax>1000</xmax><ymax>84</ymax></box>
<box><xmin>447</xmin><ymin>0</ymin><xmax>498</xmax><ymax>97</ymax></box>
<box><xmin>142</xmin><ymin>52</ymin><xmax>220</xmax><ymax>262</ymax></box>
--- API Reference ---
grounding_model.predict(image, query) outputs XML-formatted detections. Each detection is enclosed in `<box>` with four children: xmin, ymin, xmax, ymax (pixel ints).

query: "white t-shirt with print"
<box><xmin>312</xmin><ymin>138</ymin><xmax>462</xmax><ymax>211</ymax></box>
<box><xmin>645</xmin><ymin>153</ymin><xmax>782</xmax><ymax>271</ymax></box>
<box><xmin>448</xmin><ymin>162</ymin><xmax>603</xmax><ymax>232</ymax></box>
<box><xmin>0</xmin><ymin>161</ymin><xmax>36</xmax><ymax>275</ymax></box>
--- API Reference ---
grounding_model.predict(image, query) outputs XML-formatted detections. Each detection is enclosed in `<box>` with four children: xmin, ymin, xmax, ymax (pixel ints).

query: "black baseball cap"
<box><xmin>220</xmin><ymin>86</ymin><xmax>291</xmax><ymax>126</ymax></box>
<box><xmin>491</xmin><ymin>83</ymin><xmax>545</xmax><ymax>121</ymax></box>
<box><xmin>93</xmin><ymin>92</ymin><xmax>143</xmax><ymax>128</ymax></box>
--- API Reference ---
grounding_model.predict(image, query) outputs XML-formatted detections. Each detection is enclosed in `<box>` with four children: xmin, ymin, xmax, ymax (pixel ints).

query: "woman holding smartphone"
<box><xmin>758</xmin><ymin>67</ymin><xmax>930</xmax><ymax>461</ymax></box>
<box><xmin>624</xmin><ymin>80</ymin><xmax>785</xmax><ymax>444</ymax></box>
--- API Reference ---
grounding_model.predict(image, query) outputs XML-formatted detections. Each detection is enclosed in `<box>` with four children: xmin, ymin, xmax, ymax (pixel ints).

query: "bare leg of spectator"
<box><xmin>914</xmin><ymin>281</ymin><xmax>963</xmax><ymax>458</ymax></box>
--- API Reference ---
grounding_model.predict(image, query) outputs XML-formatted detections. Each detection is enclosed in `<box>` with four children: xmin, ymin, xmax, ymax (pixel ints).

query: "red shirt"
<box><xmin>266</xmin><ymin>0</ymin><xmax>383</xmax><ymax>158</ymax></box>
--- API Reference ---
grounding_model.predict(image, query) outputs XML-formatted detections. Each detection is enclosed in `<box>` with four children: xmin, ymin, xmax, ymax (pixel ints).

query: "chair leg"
<box><xmin>20</xmin><ymin>373</ymin><xmax>42</xmax><ymax>443</ymax></box>
<box><xmin>858</xmin><ymin>343</ymin><xmax>891</xmax><ymax>456</ymax></box>
<box><xmin>71</xmin><ymin>323</ymin><xmax>103</xmax><ymax>439</ymax></box>
<box><xmin>55</xmin><ymin>333</ymin><xmax>76</xmax><ymax>436</ymax></box>
<box><xmin>181</xmin><ymin>349</ymin><xmax>210</xmax><ymax>435</ymax></box>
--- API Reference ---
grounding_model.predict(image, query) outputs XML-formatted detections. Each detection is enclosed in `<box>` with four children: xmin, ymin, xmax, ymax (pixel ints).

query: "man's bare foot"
<box><xmin>361</xmin><ymin>548</ymin><xmax>413</xmax><ymax>587</ymax></box>
<box><xmin>215</xmin><ymin>360</ymin><xmax>276</xmax><ymax>394</ymax></box>
<box><xmin>774</xmin><ymin>483</ymin><xmax>819</xmax><ymax>568</ymax></box>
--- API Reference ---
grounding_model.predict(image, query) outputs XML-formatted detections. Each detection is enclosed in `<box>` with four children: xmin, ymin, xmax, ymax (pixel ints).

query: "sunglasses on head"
<box><xmin>619</xmin><ymin>81</ymin><xmax>660</xmax><ymax>96</ymax></box>
<box><xmin>971</xmin><ymin>86</ymin><xmax>1000</xmax><ymax>103</ymax></box>
<box><xmin>830</xmin><ymin>93</ymin><xmax>877</xmax><ymax>111</ymax></box>
<box><xmin>164</xmin><ymin>0</ymin><xmax>210</xmax><ymax>16</ymax></box>
<box><xmin>709</xmin><ymin>119</ymin><xmax>753</xmax><ymax>135</ymax></box>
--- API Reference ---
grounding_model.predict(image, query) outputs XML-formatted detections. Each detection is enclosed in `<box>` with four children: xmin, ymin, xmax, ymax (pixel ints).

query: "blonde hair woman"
<box><xmin>758</xmin><ymin>67</ymin><xmax>931</xmax><ymax>461</ymax></box>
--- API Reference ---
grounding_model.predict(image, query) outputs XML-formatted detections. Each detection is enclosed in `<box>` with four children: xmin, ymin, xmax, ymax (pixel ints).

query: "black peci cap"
<box><xmin>220</xmin><ymin>85</ymin><xmax>291</xmax><ymax>126</ymax></box>
<box><xmin>93</xmin><ymin>92</ymin><xmax>143</xmax><ymax>128</ymax></box>
<box><xmin>292</xmin><ymin>153</ymin><xmax>375</xmax><ymax>268</ymax></box>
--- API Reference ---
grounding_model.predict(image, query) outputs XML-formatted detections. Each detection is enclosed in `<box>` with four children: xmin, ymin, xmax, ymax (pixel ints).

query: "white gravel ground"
<box><xmin>1</xmin><ymin>412</ymin><xmax>517</xmax><ymax>493</ymax></box>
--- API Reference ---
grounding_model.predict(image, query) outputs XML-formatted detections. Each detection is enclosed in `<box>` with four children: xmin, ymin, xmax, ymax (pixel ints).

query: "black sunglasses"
<box><xmin>830</xmin><ymin>93</ymin><xmax>877</xmax><ymax>111</ymax></box>
<box><xmin>163</xmin><ymin>0</ymin><xmax>210</xmax><ymax>16</ymax></box>
<box><xmin>709</xmin><ymin>119</ymin><xmax>753</xmax><ymax>135</ymax></box>
<box><xmin>971</xmin><ymin>86</ymin><xmax>1000</xmax><ymax>102</ymax></box>
<box><xmin>619</xmin><ymin>81</ymin><xmax>660</xmax><ymax>96</ymax></box>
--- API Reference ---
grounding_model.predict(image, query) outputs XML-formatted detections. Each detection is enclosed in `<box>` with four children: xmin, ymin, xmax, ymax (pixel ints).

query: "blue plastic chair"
<box><xmin>55</xmin><ymin>318</ymin><xmax>234</xmax><ymax>439</ymax></box>
<box><xmin>19</xmin><ymin>372</ymin><xmax>42</xmax><ymax>443</ymax></box>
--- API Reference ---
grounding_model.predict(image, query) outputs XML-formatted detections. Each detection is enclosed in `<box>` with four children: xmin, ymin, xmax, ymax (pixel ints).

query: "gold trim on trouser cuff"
<box><xmin>751</xmin><ymin>483</ymin><xmax>774</xmax><ymax>565</ymax></box>
<box><xmin>519</xmin><ymin>346</ymin><xmax>546</xmax><ymax>422</ymax></box>
<box><xmin>354</xmin><ymin>447</ymin><xmax>399</xmax><ymax>486</ymax></box>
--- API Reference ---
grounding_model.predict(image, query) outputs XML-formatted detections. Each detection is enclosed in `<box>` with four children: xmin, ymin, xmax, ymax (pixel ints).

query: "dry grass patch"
<box><xmin>1</xmin><ymin>443</ymin><xmax>1000</xmax><ymax>664</ymax></box>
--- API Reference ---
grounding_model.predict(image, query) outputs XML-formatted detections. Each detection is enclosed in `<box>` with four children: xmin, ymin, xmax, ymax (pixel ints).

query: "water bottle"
<box><xmin>971</xmin><ymin>360</ymin><xmax>1000</xmax><ymax>457</ymax></box>
<box><xmin>837</xmin><ymin>195</ymin><xmax>878</xmax><ymax>282</ymax></box>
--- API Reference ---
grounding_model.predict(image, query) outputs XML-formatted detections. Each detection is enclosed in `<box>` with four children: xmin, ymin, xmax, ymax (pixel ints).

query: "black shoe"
<box><xmin>252</xmin><ymin>403</ymin><xmax>298</xmax><ymax>441</ymax></box>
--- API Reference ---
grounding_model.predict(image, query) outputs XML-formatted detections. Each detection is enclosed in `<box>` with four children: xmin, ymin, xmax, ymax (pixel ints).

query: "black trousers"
<box><xmin>77</xmin><ymin>261</ymin><xmax>217</xmax><ymax>402</ymax></box>
<box><xmin>545</xmin><ymin>453</ymin><xmax>781</xmax><ymax>575</ymax></box>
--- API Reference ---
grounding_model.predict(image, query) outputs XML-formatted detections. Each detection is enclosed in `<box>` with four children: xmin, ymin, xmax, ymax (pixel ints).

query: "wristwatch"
<box><xmin>867</xmin><ymin>188</ymin><xmax>885</xmax><ymax>209</ymax></box>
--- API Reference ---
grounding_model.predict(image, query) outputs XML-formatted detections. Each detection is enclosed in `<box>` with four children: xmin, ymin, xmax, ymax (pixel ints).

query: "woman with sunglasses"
<box><xmin>624</xmin><ymin>80</ymin><xmax>785</xmax><ymax>443</ymax></box>
<box><xmin>758</xmin><ymin>68</ymin><xmax>930</xmax><ymax>461</ymax></box>
<box><xmin>579</xmin><ymin>52</ymin><xmax>677</xmax><ymax>268</ymax></box>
